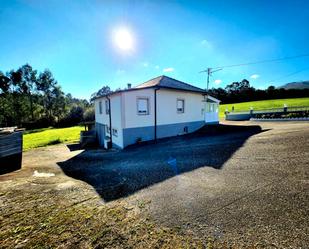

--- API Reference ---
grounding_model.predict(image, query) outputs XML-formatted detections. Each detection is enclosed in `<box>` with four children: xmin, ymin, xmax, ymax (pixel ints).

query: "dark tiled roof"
<box><xmin>93</xmin><ymin>75</ymin><xmax>208</xmax><ymax>100</ymax></box>
<box><xmin>134</xmin><ymin>75</ymin><xmax>206</xmax><ymax>93</ymax></box>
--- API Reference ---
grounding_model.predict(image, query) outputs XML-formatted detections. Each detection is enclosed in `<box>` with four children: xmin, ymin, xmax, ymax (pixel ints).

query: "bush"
<box><xmin>57</xmin><ymin>105</ymin><xmax>84</xmax><ymax>127</ymax></box>
<box><xmin>83</xmin><ymin>107</ymin><xmax>95</xmax><ymax>122</ymax></box>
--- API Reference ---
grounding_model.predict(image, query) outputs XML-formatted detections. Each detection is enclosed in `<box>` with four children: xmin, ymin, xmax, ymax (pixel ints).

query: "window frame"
<box><xmin>99</xmin><ymin>101</ymin><xmax>102</xmax><ymax>114</ymax></box>
<box><xmin>176</xmin><ymin>98</ymin><xmax>185</xmax><ymax>114</ymax></box>
<box><xmin>105</xmin><ymin>99</ymin><xmax>110</xmax><ymax>114</ymax></box>
<box><xmin>112</xmin><ymin>128</ymin><xmax>118</xmax><ymax>137</ymax></box>
<box><xmin>136</xmin><ymin>97</ymin><xmax>150</xmax><ymax>115</ymax></box>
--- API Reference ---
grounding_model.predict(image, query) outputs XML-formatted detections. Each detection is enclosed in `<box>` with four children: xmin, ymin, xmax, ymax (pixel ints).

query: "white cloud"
<box><xmin>142</xmin><ymin>62</ymin><xmax>149</xmax><ymax>67</ymax></box>
<box><xmin>250</xmin><ymin>74</ymin><xmax>260</xmax><ymax>79</ymax></box>
<box><xmin>116</xmin><ymin>69</ymin><xmax>125</xmax><ymax>75</ymax></box>
<box><xmin>214</xmin><ymin>79</ymin><xmax>222</xmax><ymax>85</ymax></box>
<box><xmin>155</xmin><ymin>65</ymin><xmax>160</xmax><ymax>69</ymax></box>
<box><xmin>163</xmin><ymin>67</ymin><xmax>174</xmax><ymax>73</ymax></box>
<box><xmin>200</xmin><ymin>39</ymin><xmax>212</xmax><ymax>49</ymax></box>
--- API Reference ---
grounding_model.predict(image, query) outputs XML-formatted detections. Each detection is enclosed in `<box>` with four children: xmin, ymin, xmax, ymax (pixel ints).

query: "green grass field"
<box><xmin>23</xmin><ymin>126</ymin><xmax>84</xmax><ymax>151</ymax></box>
<box><xmin>219</xmin><ymin>97</ymin><xmax>309</xmax><ymax>118</ymax></box>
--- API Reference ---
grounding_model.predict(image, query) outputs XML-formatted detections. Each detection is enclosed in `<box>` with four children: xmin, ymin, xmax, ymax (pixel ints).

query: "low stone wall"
<box><xmin>250</xmin><ymin>117</ymin><xmax>309</xmax><ymax>122</ymax></box>
<box><xmin>225</xmin><ymin>113</ymin><xmax>252</xmax><ymax>121</ymax></box>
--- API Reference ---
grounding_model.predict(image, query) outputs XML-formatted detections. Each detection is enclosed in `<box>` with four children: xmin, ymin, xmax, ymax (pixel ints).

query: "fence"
<box><xmin>225</xmin><ymin>106</ymin><xmax>309</xmax><ymax>121</ymax></box>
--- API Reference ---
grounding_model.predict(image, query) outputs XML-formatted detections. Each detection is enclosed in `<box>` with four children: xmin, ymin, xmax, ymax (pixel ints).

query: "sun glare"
<box><xmin>113</xmin><ymin>28</ymin><xmax>135</xmax><ymax>51</ymax></box>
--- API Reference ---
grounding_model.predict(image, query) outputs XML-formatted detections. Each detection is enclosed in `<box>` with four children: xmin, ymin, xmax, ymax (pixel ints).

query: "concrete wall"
<box><xmin>95</xmin><ymin>94</ymin><xmax>124</xmax><ymax>148</ymax></box>
<box><xmin>122</xmin><ymin>88</ymin><xmax>205</xmax><ymax>128</ymax></box>
<box><xmin>121</xmin><ymin>88</ymin><xmax>206</xmax><ymax>147</ymax></box>
<box><xmin>225</xmin><ymin>113</ymin><xmax>252</xmax><ymax>121</ymax></box>
<box><xmin>157</xmin><ymin>89</ymin><xmax>205</xmax><ymax>125</ymax></box>
<box><xmin>122</xmin><ymin>121</ymin><xmax>205</xmax><ymax>148</ymax></box>
<box><xmin>94</xmin><ymin>97</ymin><xmax>109</xmax><ymax>125</ymax></box>
<box><xmin>95</xmin><ymin>88</ymin><xmax>219</xmax><ymax>148</ymax></box>
<box><xmin>123</xmin><ymin>88</ymin><xmax>155</xmax><ymax>128</ymax></box>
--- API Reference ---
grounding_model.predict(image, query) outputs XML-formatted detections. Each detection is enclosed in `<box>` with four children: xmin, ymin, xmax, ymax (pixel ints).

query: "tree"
<box><xmin>37</xmin><ymin>69</ymin><xmax>58</xmax><ymax>122</ymax></box>
<box><xmin>50</xmin><ymin>85</ymin><xmax>66</xmax><ymax>122</ymax></box>
<box><xmin>10</xmin><ymin>64</ymin><xmax>38</xmax><ymax>120</ymax></box>
<box><xmin>90</xmin><ymin>85</ymin><xmax>111</xmax><ymax>101</ymax></box>
<box><xmin>0</xmin><ymin>71</ymin><xmax>11</xmax><ymax>94</ymax></box>
<box><xmin>83</xmin><ymin>106</ymin><xmax>95</xmax><ymax>121</ymax></box>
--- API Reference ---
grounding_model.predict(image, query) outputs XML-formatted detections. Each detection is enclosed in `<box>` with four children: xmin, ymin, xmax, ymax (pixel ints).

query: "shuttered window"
<box><xmin>177</xmin><ymin>99</ymin><xmax>184</xmax><ymax>113</ymax></box>
<box><xmin>99</xmin><ymin>101</ymin><xmax>102</xmax><ymax>114</ymax></box>
<box><xmin>137</xmin><ymin>98</ymin><xmax>149</xmax><ymax>115</ymax></box>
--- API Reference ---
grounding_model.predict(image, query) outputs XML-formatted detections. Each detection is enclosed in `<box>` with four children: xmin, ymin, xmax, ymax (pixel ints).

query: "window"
<box><xmin>99</xmin><ymin>101</ymin><xmax>102</xmax><ymax>114</ymax></box>
<box><xmin>206</xmin><ymin>103</ymin><xmax>217</xmax><ymax>113</ymax></box>
<box><xmin>106</xmin><ymin>125</ymin><xmax>110</xmax><ymax>134</ymax></box>
<box><xmin>205</xmin><ymin>103</ymin><xmax>213</xmax><ymax>112</ymax></box>
<box><xmin>210</xmin><ymin>103</ymin><xmax>214</xmax><ymax>112</ymax></box>
<box><xmin>137</xmin><ymin>97</ymin><xmax>149</xmax><ymax>115</ymax></box>
<box><xmin>105</xmin><ymin>100</ymin><xmax>110</xmax><ymax>114</ymax></box>
<box><xmin>177</xmin><ymin>99</ymin><xmax>184</xmax><ymax>113</ymax></box>
<box><xmin>112</xmin><ymin>128</ymin><xmax>118</xmax><ymax>137</ymax></box>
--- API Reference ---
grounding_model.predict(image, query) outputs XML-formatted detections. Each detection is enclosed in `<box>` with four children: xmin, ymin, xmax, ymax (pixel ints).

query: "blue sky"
<box><xmin>0</xmin><ymin>0</ymin><xmax>309</xmax><ymax>99</ymax></box>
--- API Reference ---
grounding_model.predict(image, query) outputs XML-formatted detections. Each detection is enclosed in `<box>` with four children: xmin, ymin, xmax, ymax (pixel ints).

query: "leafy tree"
<box><xmin>90</xmin><ymin>85</ymin><xmax>111</xmax><ymax>101</ymax></box>
<box><xmin>0</xmin><ymin>71</ymin><xmax>11</xmax><ymax>93</ymax></box>
<box><xmin>83</xmin><ymin>106</ymin><xmax>95</xmax><ymax>121</ymax></box>
<box><xmin>10</xmin><ymin>64</ymin><xmax>38</xmax><ymax>120</ymax></box>
<box><xmin>37</xmin><ymin>69</ymin><xmax>59</xmax><ymax>122</ymax></box>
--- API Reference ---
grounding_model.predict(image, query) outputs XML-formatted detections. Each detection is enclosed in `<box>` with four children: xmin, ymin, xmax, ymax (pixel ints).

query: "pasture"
<box><xmin>219</xmin><ymin>97</ymin><xmax>309</xmax><ymax>118</ymax></box>
<box><xmin>23</xmin><ymin>126</ymin><xmax>84</xmax><ymax>151</ymax></box>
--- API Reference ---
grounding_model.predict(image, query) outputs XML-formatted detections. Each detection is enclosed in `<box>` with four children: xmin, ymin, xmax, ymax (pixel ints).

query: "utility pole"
<box><xmin>200</xmin><ymin>67</ymin><xmax>223</xmax><ymax>92</ymax></box>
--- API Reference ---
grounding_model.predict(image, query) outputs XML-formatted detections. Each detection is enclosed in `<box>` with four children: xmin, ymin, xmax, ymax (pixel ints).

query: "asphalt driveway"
<box><xmin>1</xmin><ymin>121</ymin><xmax>308</xmax><ymax>248</ymax></box>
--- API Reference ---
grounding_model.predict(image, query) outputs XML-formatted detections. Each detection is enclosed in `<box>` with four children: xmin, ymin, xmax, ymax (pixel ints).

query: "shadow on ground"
<box><xmin>58</xmin><ymin>124</ymin><xmax>266</xmax><ymax>202</ymax></box>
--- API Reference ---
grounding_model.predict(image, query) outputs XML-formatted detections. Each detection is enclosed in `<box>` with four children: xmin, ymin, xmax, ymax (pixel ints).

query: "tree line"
<box><xmin>0</xmin><ymin>64</ymin><xmax>94</xmax><ymax>129</ymax></box>
<box><xmin>208</xmin><ymin>79</ymin><xmax>309</xmax><ymax>104</ymax></box>
<box><xmin>1</xmin><ymin>65</ymin><xmax>308</xmax><ymax>129</ymax></box>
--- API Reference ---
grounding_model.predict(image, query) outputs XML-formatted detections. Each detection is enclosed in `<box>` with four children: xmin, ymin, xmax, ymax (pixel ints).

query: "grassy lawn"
<box><xmin>219</xmin><ymin>97</ymin><xmax>309</xmax><ymax>118</ymax></box>
<box><xmin>23</xmin><ymin>126</ymin><xmax>84</xmax><ymax>151</ymax></box>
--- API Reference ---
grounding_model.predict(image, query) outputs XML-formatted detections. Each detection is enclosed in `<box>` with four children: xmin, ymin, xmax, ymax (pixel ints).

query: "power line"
<box><xmin>199</xmin><ymin>53</ymin><xmax>309</xmax><ymax>90</ymax></box>
<box><xmin>205</xmin><ymin>53</ymin><xmax>309</xmax><ymax>70</ymax></box>
<box><xmin>269</xmin><ymin>66</ymin><xmax>309</xmax><ymax>83</ymax></box>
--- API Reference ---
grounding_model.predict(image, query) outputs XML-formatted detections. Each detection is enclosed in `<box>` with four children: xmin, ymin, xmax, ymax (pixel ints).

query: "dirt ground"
<box><xmin>1</xmin><ymin>121</ymin><xmax>308</xmax><ymax>248</ymax></box>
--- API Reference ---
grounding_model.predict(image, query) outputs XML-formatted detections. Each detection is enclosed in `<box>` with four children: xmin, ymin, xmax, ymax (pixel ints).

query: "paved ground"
<box><xmin>1</xmin><ymin>121</ymin><xmax>308</xmax><ymax>248</ymax></box>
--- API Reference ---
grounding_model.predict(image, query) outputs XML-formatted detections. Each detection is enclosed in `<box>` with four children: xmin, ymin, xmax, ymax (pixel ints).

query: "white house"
<box><xmin>94</xmin><ymin>75</ymin><xmax>220</xmax><ymax>149</ymax></box>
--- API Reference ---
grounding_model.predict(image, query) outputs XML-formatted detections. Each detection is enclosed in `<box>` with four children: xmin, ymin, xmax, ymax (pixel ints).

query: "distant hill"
<box><xmin>279</xmin><ymin>81</ymin><xmax>309</xmax><ymax>90</ymax></box>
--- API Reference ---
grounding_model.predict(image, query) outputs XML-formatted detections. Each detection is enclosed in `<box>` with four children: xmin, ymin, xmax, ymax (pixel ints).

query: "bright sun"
<box><xmin>113</xmin><ymin>28</ymin><xmax>135</xmax><ymax>51</ymax></box>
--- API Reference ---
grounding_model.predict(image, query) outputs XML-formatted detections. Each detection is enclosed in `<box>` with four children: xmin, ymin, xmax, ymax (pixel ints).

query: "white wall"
<box><xmin>110</xmin><ymin>94</ymin><xmax>123</xmax><ymax>148</ymax></box>
<box><xmin>122</xmin><ymin>88</ymin><xmax>207</xmax><ymax>128</ymax></box>
<box><xmin>123</xmin><ymin>89</ymin><xmax>155</xmax><ymax>128</ymax></box>
<box><xmin>95</xmin><ymin>97</ymin><xmax>108</xmax><ymax>125</ymax></box>
<box><xmin>157</xmin><ymin>89</ymin><xmax>205</xmax><ymax>125</ymax></box>
<box><xmin>95</xmin><ymin>94</ymin><xmax>124</xmax><ymax>148</ymax></box>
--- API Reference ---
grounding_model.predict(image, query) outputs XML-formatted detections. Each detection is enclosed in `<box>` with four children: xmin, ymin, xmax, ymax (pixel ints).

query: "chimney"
<box><xmin>127</xmin><ymin>83</ymin><xmax>132</xmax><ymax>89</ymax></box>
